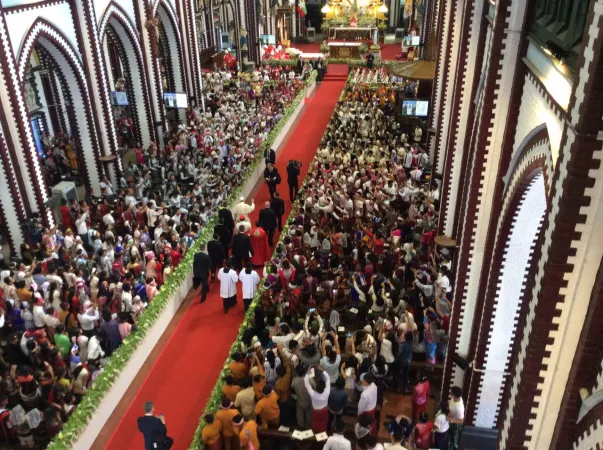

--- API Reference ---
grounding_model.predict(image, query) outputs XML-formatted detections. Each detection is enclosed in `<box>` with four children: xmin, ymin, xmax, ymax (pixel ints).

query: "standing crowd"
<box><xmin>0</xmin><ymin>67</ymin><xmax>308</xmax><ymax>447</ymax></box>
<box><xmin>201</xmin><ymin>83</ymin><xmax>463</xmax><ymax>450</ymax></box>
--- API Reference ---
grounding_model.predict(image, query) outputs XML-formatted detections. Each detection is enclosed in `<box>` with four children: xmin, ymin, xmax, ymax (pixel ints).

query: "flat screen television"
<box><xmin>163</xmin><ymin>92</ymin><xmax>188</xmax><ymax>109</ymax></box>
<box><xmin>111</xmin><ymin>91</ymin><xmax>129</xmax><ymax>106</ymax></box>
<box><xmin>260</xmin><ymin>34</ymin><xmax>276</xmax><ymax>45</ymax></box>
<box><xmin>402</xmin><ymin>100</ymin><xmax>429</xmax><ymax>117</ymax></box>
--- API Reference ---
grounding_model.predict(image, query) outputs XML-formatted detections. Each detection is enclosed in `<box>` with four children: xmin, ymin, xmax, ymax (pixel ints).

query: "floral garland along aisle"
<box><xmin>47</xmin><ymin>71</ymin><xmax>317</xmax><ymax>450</ymax></box>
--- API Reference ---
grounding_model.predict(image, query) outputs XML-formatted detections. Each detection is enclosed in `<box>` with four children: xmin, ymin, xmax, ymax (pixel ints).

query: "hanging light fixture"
<box><xmin>321</xmin><ymin>3</ymin><xmax>332</xmax><ymax>13</ymax></box>
<box><xmin>378</xmin><ymin>3</ymin><xmax>388</xmax><ymax>12</ymax></box>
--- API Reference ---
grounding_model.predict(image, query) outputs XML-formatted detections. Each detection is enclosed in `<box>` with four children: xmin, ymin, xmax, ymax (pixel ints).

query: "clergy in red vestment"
<box><xmin>59</xmin><ymin>199</ymin><xmax>73</xmax><ymax>231</ymax></box>
<box><xmin>250</xmin><ymin>221</ymin><xmax>270</xmax><ymax>267</ymax></box>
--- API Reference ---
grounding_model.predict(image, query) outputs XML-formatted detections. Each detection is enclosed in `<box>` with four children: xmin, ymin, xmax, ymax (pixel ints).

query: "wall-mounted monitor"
<box><xmin>403</xmin><ymin>35</ymin><xmax>421</xmax><ymax>47</ymax></box>
<box><xmin>260</xmin><ymin>34</ymin><xmax>277</xmax><ymax>45</ymax></box>
<box><xmin>163</xmin><ymin>92</ymin><xmax>188</xmax><ymax>109</ymax></box>
<box><xmin>111</xmin><ymin>91</ymin><xmax>129</xmax><ymax>106</ymax></box>
<box><xmin>402</xmin><ymin>99</ymin><xmax>429</xmax><ymax>117</ymax></box>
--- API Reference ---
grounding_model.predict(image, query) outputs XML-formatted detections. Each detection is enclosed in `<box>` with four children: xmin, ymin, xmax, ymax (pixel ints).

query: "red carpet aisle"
<box><xmin>103</xmin><ymin>73</ymin><xmax>347</xmax><ymax>450</ymax></box>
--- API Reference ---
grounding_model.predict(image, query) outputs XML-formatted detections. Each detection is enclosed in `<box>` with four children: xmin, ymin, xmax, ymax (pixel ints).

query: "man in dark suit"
<box><xmin>231</xmin><ymin>224</ymin><xmax>253</xmax><ymax>270</ymax></box>
<box><xmin>286</xmin><ymin>160</ymin><xmax>301</xmax><ymax>200</ymax></box>
<box><xmin>264</xmin><ymin>163</ymin><xmax>281</xmax><ymax>198</ymax></box>
<box><xmin>264</xmin><ymin>148</ymin><xmax>276</xmax><ymax>166</ymax></box>
<box><xmin>270</xmin><ymin>191</ymin><xmax>285</xmax><ymax>231</ymax></box>
<box><xmin>207</xmin><ymin>234</ymin><xmax>226</xmax><ymax>280</ymax></box>
<box><xmin>218</xmin><ymin>207</ymin><xmax>235</xmax><ymax>237</ymax></box>
<box><xmin>193</xmin><ymin>244</ymin><xmax>212</xmax><ymax>303</ymax></box>
<box><xmin>214</xmin><ymin>216</ymin><xmax>231</xmax><ymax>255</ymax></box>
<box><xmin>137</xmin><ymin>401</ymin><xmax>173</xmax><ymax>450</ymax></box>
<box><xmin>259</xmin><ymin>201</ymin><xmax>278</xmax><ymax>246</ymax></box>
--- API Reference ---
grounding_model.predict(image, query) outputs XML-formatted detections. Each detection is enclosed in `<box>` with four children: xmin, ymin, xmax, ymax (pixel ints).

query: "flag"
<box><xmin>404</xmin><ymin>0</ymin><xmax>413</xmax><ymax>18</ymax></box>
<box><xmin>298</xmin><ymin>0</ymin><xmax>307</xmax><ymax>17</ymax></box>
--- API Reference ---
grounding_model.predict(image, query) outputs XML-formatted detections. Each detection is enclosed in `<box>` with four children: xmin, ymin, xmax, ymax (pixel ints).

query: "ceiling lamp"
<box><xmin>378</xmin><ymin>3</ymin><xmax>388</xmax><ymax>12</ymax></box>
<box><xmin>321</xmin><ymin>3</ymin><xmax>332</xmax><ymax>13</ymax></box>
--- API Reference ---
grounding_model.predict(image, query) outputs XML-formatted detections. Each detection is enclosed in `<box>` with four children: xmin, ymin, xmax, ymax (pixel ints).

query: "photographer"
<box><xmin>287</xmin><ymin>159</ymin><xmax>301</xmax><ymax>201</ymax></box>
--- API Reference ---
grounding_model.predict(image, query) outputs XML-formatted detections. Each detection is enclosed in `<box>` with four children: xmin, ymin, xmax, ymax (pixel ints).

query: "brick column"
<box><xmin>499</xmin><ymin>1</ymin><xmax>603</xmax><ymax>446</ymax></box>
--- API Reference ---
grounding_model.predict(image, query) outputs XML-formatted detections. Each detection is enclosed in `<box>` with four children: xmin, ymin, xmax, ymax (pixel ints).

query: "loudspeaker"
<box><xmin>307</xmin><ymin>27</ymin><xmax>316</xmax><ymax>42</ymax></box>
<box><xmin>395</xmin><ymin>28</ymin><xmax>405</xmax><ymax>43</ymax></box>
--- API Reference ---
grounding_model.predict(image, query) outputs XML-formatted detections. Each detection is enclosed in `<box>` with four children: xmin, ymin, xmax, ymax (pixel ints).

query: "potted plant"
<box><xmin>320</xmin><ymin>40</ymin><xmax>330</xmax><ymax>55</ymax></box>
<box><xmin>359</xmin><ymin>42</ymin><xmax>369</xmax><ymax>56</ymax></box>
<box><xmin>357</xmin><ymin>16</ymin><xmax>376</xmax><ymax>28</ymax></box>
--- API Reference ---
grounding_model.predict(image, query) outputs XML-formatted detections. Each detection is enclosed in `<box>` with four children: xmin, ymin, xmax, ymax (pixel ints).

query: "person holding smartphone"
<box><xmin>137</xmin><ymin>401</ymin><xmax>173</xmax><ymax>450</ymax></box>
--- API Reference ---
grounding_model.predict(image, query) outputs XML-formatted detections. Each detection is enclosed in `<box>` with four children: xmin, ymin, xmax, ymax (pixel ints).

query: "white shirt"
<box><xmin>100</xmin><ymin>181</ymin><xmax>114</xmax><ymax>196</ymax></box>
<box><xmin>75</xmin><ymin>213</ymin><xmax>88</xmax><ymax>235</ymax></box>
<box><xmin>103</xmin><ymin>213</ymin><xmax>115</xmax><ymax>229</ymax></box>
<box><xmin>434</xmin><ymin>412</ymin><xmax>450</xmax><ymax>433</ymax></box>
<box><xmin>87</xmin><ymin>336</ymin><xmax>105</xmax><ymax>360</ymax></box>
<box><xmin>358</xmin><ymin>382</ymin><xmax>377</xmax><ymax>415</ymax></box>
<box><xmin>46</xmin><ymin>274</ymin><xmax>63</xmax><ymax>288</ymax></box>
<box><xmin>239</xmin><ymin>270</ymin><xmax>260</xmax><ymax>299</ymax></box>
<box><xmin>78</xmin><ymin>309</ymin><xmax>99</xmax><ymax>331</ymax></box>
<box><xmin>438</xmin><ymin>274</ymin><xmax>451</xmax><ymax>293</ymax></box>
<box><xmin>33</xmin><ymin>305</ymin><xmax>46</xmax><ymax>328</ymax></box>
<box><xmin>77</xmin><ymin>335</ymin><xmax>89</xmax><ymax>362</ymax></box>
<box><xmin>304</xmin><ymin>372</ymin><xmax>331</xmax><ymax>410</ymax></box>
<box><xmin>366</xmin><ymin>444</ymin><xmax>384</xmax><ymax>450</ymax></box>
<box><xmin>122</xmin><ymin>292</ymin><xmax>133</xmax><ymax>312</ymax></box>
<box><xmin>218</xmin><ymin>268</ymin><xmax>239</xmax><ymax>298</ymax></box>
<box><xmin>272</xmin><ymin>332</ymin><xmax>296</xmax><ymax>347</ymax></box>
<box><xmin>44</xmin><ymin>314</ymin><xmax>60</xmax><ymax>328</ymax></box>
<box><xmin>323</xmin><ymin>434</ymin><xmax>352</xmax><ymax>450</ymax></box>
<box><xmin>380</xmin><ymin>338</ymin><xmax>395</xmax><ymax>363</ymax></box>
<box><xmin>449</xmin><ymin>398</ymin><xmax>465</xmax><ymax>421</ymax></box>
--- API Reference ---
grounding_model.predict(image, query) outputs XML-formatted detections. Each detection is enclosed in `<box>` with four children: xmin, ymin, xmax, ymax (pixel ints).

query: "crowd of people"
<box><xmin>201</xmin><ymin>84</ymin><xmax>461</xmax><ymax>450</ymax></box>
<box><xmin>0</xmin><ymin>67</ymin><xmax>309</xmax><ymax>447</ymax></box>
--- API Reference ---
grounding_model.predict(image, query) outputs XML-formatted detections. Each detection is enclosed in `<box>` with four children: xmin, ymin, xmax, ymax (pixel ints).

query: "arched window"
<box><xmin>530</xmin><ymin>0</ymin><xmax>591</xmax><ymax>69</ymax></box>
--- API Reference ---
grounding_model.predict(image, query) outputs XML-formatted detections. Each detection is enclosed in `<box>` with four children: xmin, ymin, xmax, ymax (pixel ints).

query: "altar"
<box><xmin>299</xmin><ymin>53</ymin><xmax>326</xmax><ymax>60</ymax></box>
<box><xmin>327</xmin><ymin>27</ymin><xmax>377</xmax><ymax>42</ymax></box>
<box><xmin>328</xmin><ymin>42</ymin><xmax>363</xmax><ymax>58</ymax></box>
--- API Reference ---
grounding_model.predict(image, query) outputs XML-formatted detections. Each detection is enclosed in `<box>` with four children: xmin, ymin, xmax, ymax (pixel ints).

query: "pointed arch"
<box><xmin>154</xmin><ymin>0</ymin><xmax>186</xmax><ymax>94</ymax></box>
<box><xmin>17</xmin><ymin>18</ymin><xmax>103</xmax><ymax>193</ymax></box>
<box><xmin>503</xmin><ymin>123</ymin><xmax>554</xmax><ymax>200</ymax></box>
<box><xmin>465</xmin><ymin>125</ymin><xmax>554</xmax><ymax>428</ymax></box>
<box><xmin>98</xmin><ymin>1</ymin><xmax>154</xmax><ymax>146</ymax></box>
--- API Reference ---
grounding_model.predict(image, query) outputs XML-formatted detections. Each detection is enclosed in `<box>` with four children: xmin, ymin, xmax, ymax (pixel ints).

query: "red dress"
<box><xmin>171</xmin><ymin>249</ymin><xmax>183</xmax><ymax>267</ymax></box>
<box><xmin>59</xmin><ymin>205</ymin><xmax>72</xmax><ymax>230</ymax></box>
<box><xmin>412</xmin><ymin>380</ymin><xmax>430</xmax><ymax>423</ymax></box>
<box><xmin>415</xmin><ymin>421</ymin><xmax>434</xmax><ymax>449</ymax></box>
<box><xmin>250</xmin><ymin>227</ymin><xmax>270</xmax><ymax>266</ymax></box>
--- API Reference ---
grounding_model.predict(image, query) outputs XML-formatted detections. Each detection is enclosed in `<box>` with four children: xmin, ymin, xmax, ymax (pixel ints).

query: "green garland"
<box><xmin>261</xmin><ymin>59</ymin><xmax>299</xmax><ymax>67</ymax></box>
<box><xmin>261</xmin><ymin>57</ymin><xmax>398</xmax><ymax>69</ymax></box>
<box><xmin>346</xmin><ymin>59</ymin><xmax>397</xmax><ymax>69</ymax></box>
<box><xmin>188</xmin><ymin>176</ymin><xmax>312</xmax><ymax>450</ymax></box>
<box><xmin>189</xmin><ymin>69</ymin><xmax>334</xmax><ymax>450</ymax></box>
<box><xmin>46</xmin><ymin>70</ymin><xmax>317</xmax><ymax>450</ymax></box>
